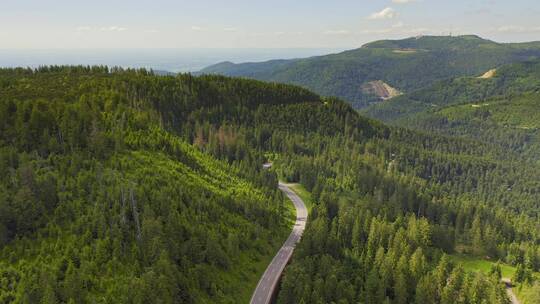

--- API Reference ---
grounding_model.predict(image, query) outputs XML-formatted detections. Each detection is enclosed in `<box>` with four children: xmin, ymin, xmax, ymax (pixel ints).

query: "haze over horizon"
<box><xmin>0</xmin><ymin>48</ymin><xmax>343</xmax><ymax>72</ymax></box>
<box><xmin>2</xmin><ymin>0</ymin><xmax>540</xmax><ymax>50</ymax></box>
<box><xmin>2</xmin><ymin>1</ymin><xmax>540</xmax><ymax>304</ymax></box>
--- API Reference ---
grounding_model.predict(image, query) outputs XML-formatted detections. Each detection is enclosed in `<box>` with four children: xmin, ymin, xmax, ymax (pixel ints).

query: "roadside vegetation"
<box><xmin>280</xmin><ymin>183</ymin><xmax>313</xmax><ymax>213</ymax></box>
<box><xmin>450</xmin><ymin>254</ymin><xmax>540</xmax><ymax>304</ymax></box>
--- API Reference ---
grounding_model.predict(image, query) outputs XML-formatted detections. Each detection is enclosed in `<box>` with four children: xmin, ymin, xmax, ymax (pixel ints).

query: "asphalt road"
<box><xmin>249</xmin><ymin>182</ymin><xmax>308</xmax><ymax>304</ymax></box>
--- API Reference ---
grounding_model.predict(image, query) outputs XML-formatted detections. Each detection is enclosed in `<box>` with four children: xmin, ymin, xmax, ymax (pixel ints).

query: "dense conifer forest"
<box><xmin>0</xmin><ymin>67</ymin><xmax>294</xmax><ymax>303</ymax></box>
<box><xmin>364</xmin><ymin>60</ymin><xmax>540</xmax><ymax>169</ymax></box>
<box><xmin>0</xmin><ymin>67</ymin><xmax>538</xmax><ymax>303</ymax></box>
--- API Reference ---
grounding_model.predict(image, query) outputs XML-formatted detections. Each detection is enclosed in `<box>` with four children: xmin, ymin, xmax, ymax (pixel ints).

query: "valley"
<box><xmin>3</xmin><ymin>0</ymin><xmax>540</xmax><ymax>302</ymax></box>
<box><xmin>198</xmin><ymin>35</ymin><xmax>540</xmax><ymax>303</ymax></box>
<box><xmin>0</xmin><ymin>37</ymin><xmax>539</xmax><ymax>304</ymax></box>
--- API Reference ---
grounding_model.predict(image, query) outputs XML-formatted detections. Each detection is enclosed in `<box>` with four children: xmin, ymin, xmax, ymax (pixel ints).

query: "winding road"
<box><xmin>250</xmin><ymin>182</ymin><xmax>308</xmax><ymax>304</ymax></box>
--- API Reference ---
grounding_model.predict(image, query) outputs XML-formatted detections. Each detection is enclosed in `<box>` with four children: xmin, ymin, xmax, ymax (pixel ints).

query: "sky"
<box><xmin>1</xmin><ymin>0</ymin><xmax>540</xmax><ymax>49</ymax></box>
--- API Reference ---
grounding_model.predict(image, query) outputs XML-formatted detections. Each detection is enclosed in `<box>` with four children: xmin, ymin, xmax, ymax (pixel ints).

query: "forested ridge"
<box><xmin>365</xmin><ymin>58</ymin><xmax>540</xmax><ymax>162</ymax></box>
<box><xmin>0</xmin><ymin>67</ymin><xmax>296</xmax><ymax>303</ymax></box>
<box><xmin>200</xmin><ymin>35</ymin><xmax>540</xmax><ymax>109</ymax></box>
<box><xmin>0</xmin><ymin>67</ymin><xmax>538</xmax><ymax>303</ymax></box>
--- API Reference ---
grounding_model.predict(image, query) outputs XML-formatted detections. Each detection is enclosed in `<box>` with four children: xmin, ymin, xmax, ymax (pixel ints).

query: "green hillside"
<box><xmin>200</xmin><ymin>35</ymin><xmax>540</xmax><ymax>108</ymax></box>
<box><xmin>0</xmin><ymin>67</ymin><xmax>299</xmax><ymax>303</ymax></box>
<box><xmin>0</xmin><ymin>67</ymin><xmax>539</xmax><ymax>303</ymax></box>
<box><xmin>365</xmin><ymin>59</ymin><xmax>540</xmax><ymax>160</ymax></box>
<box><xmin>365</xmin><ymin>59</ymin><xmax>540</xmax><ymax>120</ymax></box>
<box><xmin>438</xmin><ymin>92</ymin><xmax>540</xmax><ymax>130</ymax></box>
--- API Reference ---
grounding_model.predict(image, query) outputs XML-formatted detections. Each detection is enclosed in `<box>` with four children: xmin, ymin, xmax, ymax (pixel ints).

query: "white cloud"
<box><xmin>273</xmin><ymin>31</ymin><xmax>304</xmax><ymax>36</ymax></box>
<box><xmin>323</xmin><ymin>29</ymin><xmax>350</xmax><ymax>35</ymax></box>
<box><xmin>368</xmin><ymin>7</ymin><xmax>397</xmax><ymax>20</ymax></box>
<box><xmin>144</xmin><ymin>29</ymin><xmax>159</xmax><ymax>33</ymax></box>
<box><xmin>392</xmin><ymin>0</ymin><xmax>417</xmax><ymax>4</ymax></box>
<box><xmin>100</xmin><ymin>26</ymin><xmax>127</xmax><ymax>32</ymax></box>
<box><xmin>223</xmin><ymin>27</ymin><xmax>238</xmax><ymax>32</ymax></box>
<box><xmin>191</xmin><ymin>26</ymin><xmax>202</xmax><ymax>31</ymax></box>
<box><xmin>76</xmin><ymin>26</ymin><xmax>127</xmax><ymax>32</ymax></box>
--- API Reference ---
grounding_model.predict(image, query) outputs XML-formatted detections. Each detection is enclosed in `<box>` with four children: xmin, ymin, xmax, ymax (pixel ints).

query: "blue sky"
<box><xmin>1</xmin><ymin>0</ymin><xmax>540</xmax><ymax>49</ymax></box>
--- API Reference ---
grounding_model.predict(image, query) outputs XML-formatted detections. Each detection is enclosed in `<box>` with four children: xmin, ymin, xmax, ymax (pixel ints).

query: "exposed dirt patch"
<box><xmin>392</xmin><ymin>49</ymin><xmax>418</xmax><ymax>54</ymax></box>
<box><xmin>362</xmin><ymin>80</ymin><xmax>402</xmax><ymax>100</ymax></box>
<box><xmin>479</xmin><ymin>68</ymin><xmax>497</xmax><ymax>79</ymax></box>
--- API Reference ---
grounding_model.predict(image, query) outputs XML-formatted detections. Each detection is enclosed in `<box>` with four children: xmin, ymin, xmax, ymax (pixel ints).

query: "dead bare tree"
<box><xmin>130</xmin><ymin>187</ymin><xmax>142</xmax><ymax>241</ymax></box>
<box><xmin>120</xmin><ymin>186</ymin><xmax>127</xmax><ymax>226</ymax></box>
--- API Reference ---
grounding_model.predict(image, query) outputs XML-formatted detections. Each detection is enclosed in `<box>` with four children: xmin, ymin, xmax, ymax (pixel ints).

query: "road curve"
<box><xmin>250</xmin><ymin>182</ymin><xmax>308</xmax><ymax>304</ymax></box>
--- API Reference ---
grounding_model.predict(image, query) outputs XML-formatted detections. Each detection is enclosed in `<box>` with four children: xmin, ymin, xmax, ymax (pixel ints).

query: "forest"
<box><xmin>365</xmin><ymin>59</ymin><xmax>540</xmax><ymax>162</ymax></box>
<box><xmin>0</xmin><ymin>67</ymin><xmax>294</xmax><ymax>303</ymax></box>
<box><xmin>200</xmin><ymin>35</ymin><xmax>540</xmax><ymax>108</ymax></box>
<box><xmin>0</xmin><ymin>66</ymin><xmax>538</xmax><ymax>303</ymax></box>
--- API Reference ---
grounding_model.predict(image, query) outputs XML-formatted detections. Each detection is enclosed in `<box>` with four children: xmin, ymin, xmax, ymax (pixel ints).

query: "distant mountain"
<box><xmin>200</xmin><ymin>35</ymin><xmax>540</xmax><ymax>108</ymax></box>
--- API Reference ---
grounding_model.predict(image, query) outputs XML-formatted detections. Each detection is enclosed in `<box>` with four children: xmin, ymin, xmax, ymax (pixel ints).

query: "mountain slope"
<box><xmin>364</xmin><ymin>59</ymin><xmax>540</xmax><ymax>159</ymax></box>
<box><xmin>200</xmin><ymin>35</ymin><xmax>540</xmax><ymax>108</ymax></box>
<box><xmin>0</xmin><ymin>67</ymin><xmax>538</xmax><ymax>304</ymax></box>
<box><xmin>0</xmin><ymin>67</ymin><xmax>301</xmax><ymax>303</ymax></box>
